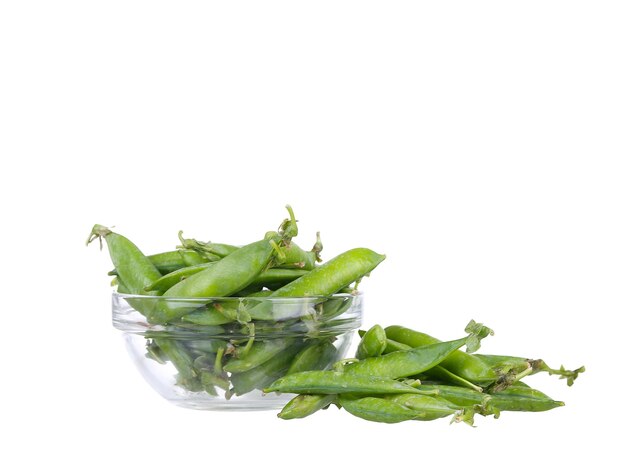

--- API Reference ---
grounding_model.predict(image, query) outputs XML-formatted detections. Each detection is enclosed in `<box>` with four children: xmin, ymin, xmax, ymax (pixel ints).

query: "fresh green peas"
<box><xmin>223</xmin><ymin>339</ymin><xmax>295</xmax><ymax>373</ymax></box>
<box><xmin>107</xmin><ymin>250</ymin><xmax>216</xmax><ymax>277</ymax></box>
<box><xmin>87</xmin><ymin>225</ymin><xmax>161</xmax><ymax>317</ymax></box>
<box><xmin>344</xmin><ymin>322</ymin><xmax>492</xmax><ymax>379</ymax></box>
<box><xmin>179</xmin><ymin>303</ymin><xmax>236</xmax><ymax>326</ymax></box>
<box><xmin>287</xmin><ymin>339</ymin><xmax>338</xmax><ymax>374</ymax></box>
<box><xmin>153</xmin><ymin>338</ymin><xmax>200</xmax><ymax>391</ymax></box>
<box><xmin>387</xmin><ymin>394</ymin><xmax>467</xmax><ymax>422</ymax></box>
<box><xmin>90</xmin><ymin>207</ymin><xmax>392</xmax><ymax>403</ymax></box>
<box><xmin>153</xmin><ymin>237</ymin><xmax>286</xmax><ymax>323</ymax></box>
<box><xmin>356</xmin><ymin>325</ymin><xmax>387</xmax><ymax>360</ymax></box>
<box><xmin>416</xmin><ymin>383</ymin><xmax>565</xmax><ymax>414</ymax></box>
<box><xmin>229</xmin><ymin>343</ymin><xmax>304</xmax><ymax>396</ymax></box>
<box><xmin>385</xmin><ymin>325</ymin><xmax>499</xmax><ymax>387</ymax></box>
<box><xmin>337</xmin><ymin>396</ymin><xmax>423</xmax><ymax>423</ymax></box>
<box><xmin>278</xmin><ymin>394</ymin><xmax>336</xmax><ymax>420</ymax></box>
<box><xmin>145</xmin><ymin>262</ymin><xmax>216</xmax><ymax>293</ymax></box>
<box><xmin>269</xmin><ymin>248</ymin><xmax>386</xmax><ymax>298</ymax></box>
<box><xmin>379</xmin><ymin>335</ymin><xmax>483</xmax><ymax>391</ymax></box>
<box><xmin>264</xmin><ymin>371</ymin><xmax>421</xmax><ymax>395</ymax></box>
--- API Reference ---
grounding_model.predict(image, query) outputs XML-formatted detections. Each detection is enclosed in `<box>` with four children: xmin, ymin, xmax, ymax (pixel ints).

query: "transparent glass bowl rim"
<box><xmin>112</xmin><ymin>291</ymin><xmax>363</xmax><ymax>336</ymax></box>
<box><xmin>112</xmin><ymin>291</ymin><xmax>362</xmax><ymax>303</ymax></box>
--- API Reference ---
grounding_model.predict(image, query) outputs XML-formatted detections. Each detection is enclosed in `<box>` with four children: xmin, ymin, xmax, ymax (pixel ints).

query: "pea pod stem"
<box><xmin>475</xmin><ymin>354</ymin><xmax>586</xmax><ymax>388</ymax></box>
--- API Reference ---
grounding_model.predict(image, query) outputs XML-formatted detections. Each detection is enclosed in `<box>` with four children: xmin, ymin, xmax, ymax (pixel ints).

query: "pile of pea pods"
<box><xmin>267</xmin><ymin>321</ymin><xmax>585</xmax><ymax>424</ymax></box>
<box><xmin>88</xmin><ymin>206</ymin><xmax>386</xmax><ymax>398</ymax></box>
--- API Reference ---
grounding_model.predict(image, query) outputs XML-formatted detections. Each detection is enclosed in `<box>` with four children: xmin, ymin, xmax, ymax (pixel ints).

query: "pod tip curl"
<box><xmin>86</xmin><ymin>224</ymin><xmax>112</xmax><ymax>249</ymax></box>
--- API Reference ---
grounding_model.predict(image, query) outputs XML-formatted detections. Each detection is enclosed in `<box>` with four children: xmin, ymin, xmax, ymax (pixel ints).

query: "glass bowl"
<box><xmin>112</xmin><ymin>292</ymin><xmax>363</xmax><ymax>410</ymax></box>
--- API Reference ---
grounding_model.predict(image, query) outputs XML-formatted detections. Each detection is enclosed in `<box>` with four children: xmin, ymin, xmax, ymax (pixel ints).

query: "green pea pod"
<box><xmin>108</xmin><ymin>250</ymin><xmax>217</xmax><ymax>276</ymax></box>
<box><xmin>489</xmin><ymin>384</ymin><xmax>565</xmax><ymax>412</ymax></box>
<box><xmin>145</xmin><ymin>262</ymin><xmax>217</xmax><ymax>292</ymax></box>
<box><xmin>114</xmin><ymin>276</ymin><xmax>130</xmax><ymax>294</ymax></box>
<box><xmin>146</xmin><ymin>339</ymin><xmax>168</xmax><ymax>364</ymax></box>
<box><xmin>179</xmin><ymin>304</ymin><xmax>235</xmax><ymax>325</ymax></box>
<box><xmin>387</xmin><ymin>394</ymin><xmax>467</xmax><ymax>422</ymax></box>
<box><xmin>153</xmin><ymin>338</ymin><xmax>201</xmax><ymax>391</ymax></box>
<box><xmin>250</xmin><ymin>268</ymin><xmax>310</xmax><ymax>290</ymax></box>
<box><xmin>379</xmin><ymin>335</ymin><xmax>411</xmax><ymax>354</ymax></box>
<box><xmin>224</xmin><ymin>339</ymin><xmax>295</xmax><ymax>373</ymax></box>
<box><xmin>344</xmin><ymin>322</ymin><xmax>492</xmax><ymax>379</ymax></box>
<box><xmin>287</xmin><ymin>339</ymin><xmax>338</xmax><ymax>374</ymax></box>
<box><xmin>278</xmin><ymin>394</ymin><xmax>336</xmax><ymax>420</ymax></box>
<box><xmin>475</xmin><ymin>354</ymin><xmax>585</xmax><ymax>387</ymax></box>
<box><xmin>416</xmin><ymin>384</ymin><xmax>486</xmax><ymax>408</ymax></box>
<box><xmin>337</xmin><ymin>395</ymin><xmax>422</xmax><ymax>423</ymax></box>
<box><xmin>318</xmin><ymin>296</ymin><xmax>354</xmax><ymax>321</ymax></box>
<box><xmin>418</xmin><ymin>383</ymin><xmax>564</xmax><ymax>414</ymax></box>
<box><xmin>377</xmin><ymin>336</ymin><xmax>483</xmax><ymax>392</ymax></box>
<box><xmin>199</xmin><ymin>371</ymin><xmax>230</xmax><ymax>393</ymax></box>
<box><xmin>153</xmin><ymin>239</ymin><xmax>280</xmax><ymax>323</ymax></box>
<box><xmin>385</xmin><ymin>325</ymin><xmax>498</xmax><ymax>387</ymax></box>
<box><xmin>269</xmin><ymin>248</ymin><xmax>386</xmax><ymax>297</ymax></box>
<box><xmin>230</xmin><ymin>343</ymin><xmax>303</xmax><ymax>396</ymax></box>
<box><xmin>87</xmin><ymin>225</ymin><xmax>161</xmax><ymax>317</ymax></box>
<box><xmin>264</xmin><ymin>371</ymin><xmax>421</xmax><ymax>395</ymax></box>
<box><xmin>356</xmin><ymin>325</ymin><xmax>387</xmax><ymax>360</ymax></box>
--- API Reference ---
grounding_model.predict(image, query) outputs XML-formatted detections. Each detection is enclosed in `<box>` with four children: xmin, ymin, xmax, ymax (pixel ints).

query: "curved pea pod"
<box><xmin>87</xmin><ymin>225</ymin><xmax>161</xmax><ymax>317</ymax></box>
<box><xmin>145</xmin><ymin>262</ymin><xmax>216</xmax><ymax>292</ymax></box>
<box><xmin>356</xmin><ymin>325</ymin><xmax>387</xmax><ymax>359</ymax></box>
<box><xmin>152</xmin><ymin>250</ymin><xmax>217</xmax><ymax>273</ymax></box>
<box><xmin>318</xmin><ymin>295</ymin><xmax>354</xmax><ymax>321</ymax></box>
<box><xmin>387</xmin><ymin>394</ymin><xmax>468</xmax><ymax>422</ymax></box>
<box><xmin>153</xmin><ymin>238</ymin><xmax>282</xmax><ymax>323</ymax></box>
<box><xmin>278</xmin><ymin>394</ymin><xmax>336</xmax><ymax>420</ymax></box>
<box><xmin>378</xmin><ymin>336</ymin><xmax>483</xmax><ymax>392</ymax></box>
<box><xmin>107</xmin><ymin>250</ymin><xmax>216</xmax><ymax>277</ymax></box>
<box><xmin>344</xmin><ymin>321</ymin><xmax>493</xmax><ymax>379</ymax></box>
<box><xmin>385</xmin><ymin>325</ymin><xmax>498</xmax><ymax>387</ymax></box>
<box><xmin>269</xmin><ymin>248</ymin><xmax>386</xmax><ymax>297</ymax></box>
<box><xmin>224</xmin><ymin>338</ymin><xmax>295</xmax><ymax>373</ymax></box>
<box><xmin>337</xmin><ymin>396</ymin><xmax>422</xmax><ymax>423</ymax></box>
<box><xmin>249</xmin><ymin>268</ymin><xmax>310</xmax><ymax>290</ymax></box>
<box><xmin>489</xmin><ymin>384</ymin><xmax>565</xmax><ymax>412</ymax></box>
<box><xmin>417</xmin><ymin>383</ymin><xmax>564</xmax><ymax>415</ymax></box>
<box><xmin>264</xmin><ymin>371</ymin><xmax>421</xmax><ymax>395</ymax></box>
<box><xmin>287</xmin><ymin>339</ymin><xmax>338</xmax><ymax>374</ymax></box>
<box><xmin>153</xmin><ymin>338</ymin><xmax>201</xmax><ymax>391</ymax></box>
<box><xmin>179</xmin><ymin>303</ymin><xmax>236</xmax><ymax>326</ymax></box>
<box><xmin>230</xmin><ymin>343</ymin><xmax>303</xmax><ymax>396</ymax></box>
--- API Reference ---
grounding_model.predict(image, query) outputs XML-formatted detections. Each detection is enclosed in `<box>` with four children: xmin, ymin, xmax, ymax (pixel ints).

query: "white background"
<box><xmin>1</xmin><ymin>1</ymin><xmax>624</xmax><ymax>447</ymax></box>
